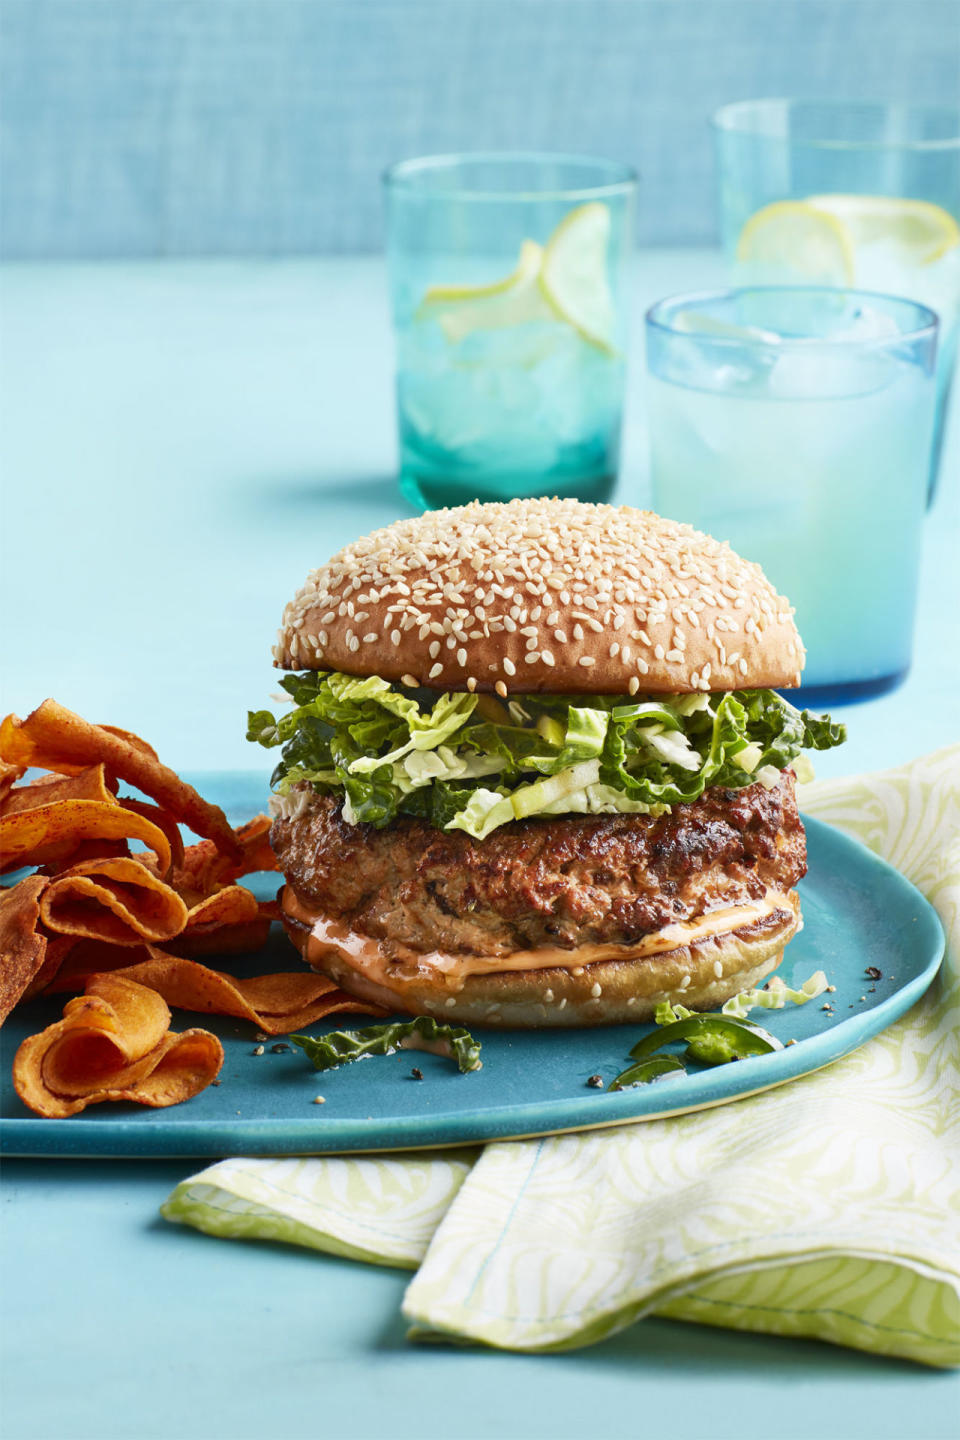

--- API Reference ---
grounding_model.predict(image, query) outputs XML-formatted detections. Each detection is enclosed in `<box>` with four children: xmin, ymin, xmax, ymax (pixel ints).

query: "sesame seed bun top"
<box><xmin>274</xmin><ymin>498</ymin><xmax>804</xmax><ymax>694</ymax></box>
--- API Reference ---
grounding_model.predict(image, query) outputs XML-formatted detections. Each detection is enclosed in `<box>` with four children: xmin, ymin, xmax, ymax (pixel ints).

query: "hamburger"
<box><xmin>249</xmin><ymin>498</ymin><xmax>844</xmax><ymax>1027</ymax></box>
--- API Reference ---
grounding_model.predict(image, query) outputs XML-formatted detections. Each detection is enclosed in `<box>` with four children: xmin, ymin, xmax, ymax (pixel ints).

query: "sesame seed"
<box><xmin>457</xmin><ymin>647</ymin><xmax>467</xmax><ymax>667</ymax></box>
<box><xmin>466</xmin><ymin>676</ymin><xmax>477</xmax><ymax>691</ymax></box>
<box><xmin>503</xmin><ymin>657</ymin><xmax>516</xmax><ymax>676</ymax></box>
<box><xmin>590</xmin><ymin>982</ymin><xmax>602</xmax><ymax>998</ymax></box>
<box><xmin>578</xmin><ymin>656</ymin><xmax>595</xmax><ymax>667</ymax></box>
<box><xmin>363</xmin><ymin>632</ymin><xmax>377</xmax><ymax>644</ymax></box>
<box><xmin>573</xmin><ymin>624</ymin><xmax>584</xmax><ymax>641</ymax></box>
<box><xmin>495</xmin><ymin>681</ymin><xmax>508</xmax><ymax>698</ymax></box>
<box><xmin>428</xmin><ymin>662</ymin><xmax>443</xmax><ymax>679</ymax></box>
<box><xmin>429</xmin><ymin>640</ymin><xmax>441</xmax><ymax>659</ymax></box>
<box><xmin>401</xmin><ymin>674</ymin><xmax>418</xmax><ymax>688</ymax></box>
<box><xmin>679</xmin><ymin>974</ymin><xmax>691</xmax><ymax>990</ymax></box>
<box><xmin>628</xmin><ymin>676</ymin><xmax>640</xmax><ymax>695</ymax></box>
<box><xmin>445</xmin><ymin>996</ymin><xmax>457</xmax><ymax>1008</ymax></box>
<box><xmin>713</xmin><ymin>960</ymin><xmax>723</xmax><ymax>978</ymax></box>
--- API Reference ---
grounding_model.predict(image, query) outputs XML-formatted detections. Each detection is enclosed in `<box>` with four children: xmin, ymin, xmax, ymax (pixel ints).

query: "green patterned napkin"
<box><xmin>164</xmin><ymin>746</ymin><xmax>960</xmax><ymax>1365</ymax></box>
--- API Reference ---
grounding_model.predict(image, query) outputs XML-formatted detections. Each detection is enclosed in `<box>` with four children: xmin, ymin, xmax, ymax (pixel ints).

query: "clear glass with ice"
<box><xmin>712</xmin><ymin>101</ymin><xmax>960</xmax><ymax>504</ymax></box>
<box><xmin>384</xmin><ymin>154</ymin><xmax>636</xmax><ymax>510</ymax></box>
<box><xmin>645</xmin><ymin>287</ymin><xmax>938</xmax><ymax>705</ymax></box>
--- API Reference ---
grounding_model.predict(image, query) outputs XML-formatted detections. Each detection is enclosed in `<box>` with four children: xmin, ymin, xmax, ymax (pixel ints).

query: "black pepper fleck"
<box><xmin>587</xmin><ymin>1075</ymin><xmax>604</xmax><ymax>1089</ymax></box>
<box><xmin>865</xmin><ymin>966</ymin><xmax>882</xmax><ymax>981</ymax></box>
<box><xmin>411</xmin><ymin>1067</ymin><xmax>424</xmax><ymax>1081</ymax></box>
<box><xmin>270</xmin><ymin>1043</ymin><xmax>292</xmax><ymax>1053</ymax></box>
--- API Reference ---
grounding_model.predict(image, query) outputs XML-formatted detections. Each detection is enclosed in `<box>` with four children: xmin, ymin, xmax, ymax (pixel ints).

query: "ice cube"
<box><xmin>829</xmin><ymin>303</ymin><xmax>901</xmax><ymax>343</ymax></box>
<box><xmin>767</xmin><ymin>344</ymin><xmax>899</xmax><ymax>399</ymax></box>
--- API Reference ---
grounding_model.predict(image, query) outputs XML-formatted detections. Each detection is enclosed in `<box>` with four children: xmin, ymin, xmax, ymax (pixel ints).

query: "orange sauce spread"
<box><xmin>282</xmin><ymin>885</ymin><xmax>796</xmax><ymax>990</ymax></box>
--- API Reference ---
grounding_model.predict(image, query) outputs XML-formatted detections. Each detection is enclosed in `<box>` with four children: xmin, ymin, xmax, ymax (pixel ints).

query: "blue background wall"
<box><xmin>2</xmin><ymin>0</ymin><xmax>958</xmax><ymax>258</ymax></box>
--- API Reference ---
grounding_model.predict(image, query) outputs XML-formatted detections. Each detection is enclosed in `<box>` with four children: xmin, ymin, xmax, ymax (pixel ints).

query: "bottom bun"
<box><xmin>280</xmin><ymin>889</ymin><xmax>802</xmax><ymax>1028</ymax></box>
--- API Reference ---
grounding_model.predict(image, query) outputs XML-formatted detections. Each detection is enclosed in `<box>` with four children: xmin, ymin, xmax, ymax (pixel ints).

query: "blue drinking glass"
<box><xmin>712</xmin><ymin>101</ymin><xmax>959</xmax><ymax>505</ymax></box>
<box><xmin>645</xmin><ymin>287</ymin><xmax>938</xmax><ymax>707</ymax></box>
<box><xmin>383</xmin><ymin>153</ymin><xmax>636</xmax><ymax>511</ymax></box>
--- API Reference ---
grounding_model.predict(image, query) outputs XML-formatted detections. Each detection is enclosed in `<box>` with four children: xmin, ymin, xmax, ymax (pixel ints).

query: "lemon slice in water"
<box><xmin>539</xmin><ymin>202</ymin><xmax>616</xmax><ymax>350</ymax></box>
<box><xmin>805</xmin><ymin>195</ymin><xmax>960</xmax><ymax>265</ymax></box>
<box><xmin>419</xmin><ymin>239</ymin><xmax>549</xmax><ymax>343</ymax></box>
<box><xmin>736</xmin><ymin>200</ymin><xmax>855</xmax><ymax>284</ymax></box>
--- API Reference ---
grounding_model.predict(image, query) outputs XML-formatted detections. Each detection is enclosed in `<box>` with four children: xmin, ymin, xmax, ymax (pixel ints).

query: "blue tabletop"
<box><xmin>1</xmin><ymin>253</ymin><xmax>959</xmax><ymax>1439</ymax></box>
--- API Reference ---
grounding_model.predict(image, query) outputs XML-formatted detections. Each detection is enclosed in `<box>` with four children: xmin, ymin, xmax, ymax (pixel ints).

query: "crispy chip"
<box><xmin>0</xmin><ymin>702</ymin><xmax>240</xmax><ymax>858</ymax></box>
<box><xmin>167</xmin><ymin>915</ymin><xmax>274</xmax><ymax>957</ymax></box>
<box><xmin>22</xmin><ymin>934</ymin><xmax>75</xmax><ymax>1000</ymax></box>
<box><xmin>13</xmin><ymin>973</ymin><xmax>223</xmax><ymax>1117</ymax></box>
<box><xmin>0</xmin><ymin>877</ymin><xmax>49</xmax><ymax>1024</ymax></box>
<box><xmin>2</xmin><ymin>764</ymin><xmax>117</xmax><ymax>817</ymax></box>
<box><xmin>118</xmin><ymin>798</ymin><xmax>185</xmax><ymax>871</ymax></box>
<box><xmin>36</xmin><ymin>937</ymin><xmax>146</xmax><ymax>993</ymax></box>
<box><xmin>38</xmin><ymin>858</ymin><xmax>189</xmax><ymax>946</ymax></box>
<box><xmin>0</xmin><ymin>799</ymin><xmax>172</xmax><ymax>877</ymax></box>
<box><xmin>184</xmin><ymin>883</ymin><xmax>260</xmax><ymax>930</ymax></box>
<box><xmin>161</xmin><ymin>814</ymin><xmax>277</xmax><ymax>903</ymax></box>
<box><xmin>99</xmin><ymin>726</ymin><xmax>159</xmax><ymax>760</ymax></box>
<box><xmin>0</xmin><ymin>761</ymin><xmax>26</xmax><ymax>806</ymax></box>
<box><xmin>99</xmin><ymin>949</ymin><xmax>388</xmax><ymax>1035</ymax></box>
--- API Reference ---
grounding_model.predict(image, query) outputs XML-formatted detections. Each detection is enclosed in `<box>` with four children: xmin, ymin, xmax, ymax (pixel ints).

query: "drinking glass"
<box><xmin>383</xmin><ymin>153</ymin><xmax>636</xmax><ymax>511</ymax></box>
<box><xmin>645</xmin><ymin>287</ymin><xmax>938</xmax><ymax>707</ymax></box>
<box><xmin>712</xmin><ymin>101</ymin><xmax>959</xmax><ymax>502</ymax></box>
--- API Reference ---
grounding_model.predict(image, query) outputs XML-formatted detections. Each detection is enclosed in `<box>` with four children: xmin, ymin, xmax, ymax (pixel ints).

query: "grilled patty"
<box><xmin>272</xmin><ymin>772</ymin><xmax>806</xmax><ymax>959</ymax></box>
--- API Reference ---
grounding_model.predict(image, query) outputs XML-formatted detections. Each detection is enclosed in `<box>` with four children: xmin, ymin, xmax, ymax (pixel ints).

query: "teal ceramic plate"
<box><xmin>0</xmin><ymin>775</ymin><xmax>944</xmax><ymax>1157</ymax></box>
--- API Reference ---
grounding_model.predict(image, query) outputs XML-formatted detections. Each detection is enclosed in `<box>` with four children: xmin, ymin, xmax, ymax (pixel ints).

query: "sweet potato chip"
<box><xmin>159</xmin><ymin>814</ymin><xmax>277</xmax><ymax>904</ymax></box>
<box><xmin>99</xmin><ymin>726</ymin><xmax>159</xmax><ymax>760</ymax></box>
<box><xmin>22</xmin><ymin>934</ymin><xmax>75</xmax><ymax>1000</ymax></box>
<box><xmin>184</xmin><ymin>883</ymin><xmax>260</xmax><ymax>930</ymax></box>
<box><xmin>164</xmin><ymin>885</ymin><xmax>267</xmax><ymax>955</ymax></box>
<box><xmin>37</xmin><ymin>938</ymin><xmax>150</xmax><ymax>993</ymax></box>
<box><xmin>0</xmin><ymin>762</ymin><xmax>25</xmax><ymax>806</ymax></box>
<box><xmin>38</xmin><ymin>858</ymin><xmax>189</xmax><ymax>946</ymax></box>
<box><xmin>13</xmin><ymin>973</ymin><xmax>223</xmax><ymax>1117</ymax></box>
<box><xmin>0</xmin><ymin>702</ymin><xmax>240</xmax><ymax>858</ymax></box>
<box><xmin>118</xmin><ymin>798</ymin><xmax>185</xmax><ymax>871</ymax></box>
<box><xmin>0</xmin><ymin>876</ymin><xmax>49</xmax><ymax>1024</ymax></box>
<box><xmin>100</xmin><ymin>949</ymin><xmax>388</xmax><ymax>1034</ymax></box>
<box><xmin>2</xmin><ymin>764</ymin><xmax>117</xmax><ymax>817</ymax></box>
<box><xmin>0</xmin><ymin>800</ymin><xmax>171</xmax><ymax>877</ymax></box>
<box><xmin>167</xmin><ymin>915</ymin><xmax>274</xmax><ymax>957</ymax></box>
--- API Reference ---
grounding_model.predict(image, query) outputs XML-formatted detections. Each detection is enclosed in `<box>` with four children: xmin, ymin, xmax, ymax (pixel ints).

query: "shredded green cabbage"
<box><xmin>248</xmin><ymin>671</ymin><xmax>845</xmax><ymax>837</ymax></box>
